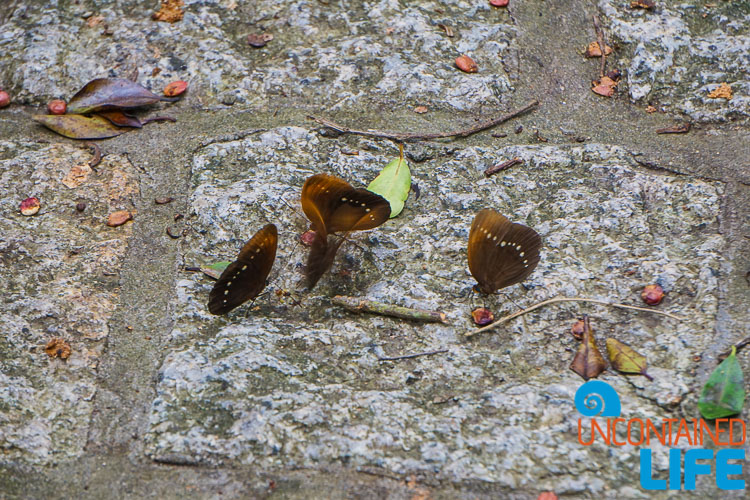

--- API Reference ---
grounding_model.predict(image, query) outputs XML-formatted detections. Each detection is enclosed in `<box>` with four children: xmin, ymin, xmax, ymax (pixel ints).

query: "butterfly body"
<box><xmin>468</xmin><ymin>209</ymin><xmax>542</xmax><ymax>294</ymax></box>
<box><xmin>208</xmin><ymin>224</ymin><xmax>278</xmax><ymax>315</ymax></box>
<box><xmin>301</xmin><ymin>174</ymin><xmax>390</xmax><ymax>289</ymax></box>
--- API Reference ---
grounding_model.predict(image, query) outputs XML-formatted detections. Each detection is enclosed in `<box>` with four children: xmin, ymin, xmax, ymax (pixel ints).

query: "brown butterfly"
<box><xmin>300</xmin><ymin>173</ymin><xmax>390</xmax><ymax>289</ymax></box>
<box><xmin>208</xmin><ymin>224</ymin><xmax>278</xmax><ymax>315</ymax></box>
<box><xmin>467</xmin><ymin>209</ymin><xmax>542</xmax><ymax>294</ymax></box>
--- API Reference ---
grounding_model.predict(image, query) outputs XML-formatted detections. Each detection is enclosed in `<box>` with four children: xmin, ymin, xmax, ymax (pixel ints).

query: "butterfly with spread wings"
<box><xmin>300</xmin><ymin>173</ymin><xmax>390</xmax><ymax>289</ymax></box>
<box><xmin>467</xmin><ymin>209</ymin><xmax>542</xmax><ymax>294</ymax></box>
<box><xmin>208</xmin><ymin>224</ymin><xmax>278</xmax><ymax>315</ymax></box>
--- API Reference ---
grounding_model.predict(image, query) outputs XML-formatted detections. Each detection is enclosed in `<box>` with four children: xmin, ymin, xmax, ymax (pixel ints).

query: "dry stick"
<box><xmin>86</xmin><ymin>142</ymin><xmax>102</xmax><ymax>168</ymax></box>
<box><xmin>307</xmin><ymin>100</ymin><xmax>539</xmax><ymax>142</ymax></box>
<box><xmin>465</xmin><ymin>297</ymin><xmax>683</xmax><ymax>338</ymax></box>
<box><xmin>718</xmin><ymin>335</ymin><xmax>750</xmax><ymax>362</ymax></box>
<box><xmin>656</xmin><ymin>123</ymin><xmax>691</xmax><ymax>134</ymax></box>
<box><xmin>332</xmin><ymin>295</ymin><xmax>447</xmax><ymax>324</ymax></box>
<box><xmin>378</xmin><ymin>348</ymin><xmax>449</xmax><ymax>362</ymax></box>
<box><xmin>484</xmin><ymin>157</ymin><xmax>524</xmax><ymax>178</ymax></box>
<box><xmin>592</xmin><ymin>15</ymin><xmax>607</xmax><ymax>78</ymax></box>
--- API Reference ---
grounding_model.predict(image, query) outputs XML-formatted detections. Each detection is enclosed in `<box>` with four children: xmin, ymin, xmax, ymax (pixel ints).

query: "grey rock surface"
<box><xmin>1</xmin><ymin>1</ymin><xmax>749</xmax><ymax>499</ymax></box>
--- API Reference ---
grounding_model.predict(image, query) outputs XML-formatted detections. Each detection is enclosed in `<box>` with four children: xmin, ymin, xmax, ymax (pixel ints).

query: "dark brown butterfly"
<box><xmin>208</xmin><ymin>224</ymin><xmax>278</xmax><ymax>315</ymax></box>
<box><xmin>467</xmin><ymin>209</ymin><xmax>542</xmax><ymax>294</ymax></box>
<box><xmin>300</xmin><ymin>173</ymin><xmax>390</xmax><ymax>289</ymax></box>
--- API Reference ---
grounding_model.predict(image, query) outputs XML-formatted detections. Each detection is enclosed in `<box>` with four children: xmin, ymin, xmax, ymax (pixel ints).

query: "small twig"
<box><xmin>308</xmin><ymin>100</ymin><xmax>539</xmax><ymax>142</ymax></box>
<box><xmin>141</xmin><ymin>115</ymin><xmax>177</xmax><ymax>125</ymax></box>
<box><xmin>656</xmin><ymin>123</ymin><xmax>691</xmax><ymax>134</ymax></box>
<box><xmin>465</xmin><ymin>296</ymin><xmax>683</xmax><ymax>338</ymax></box>
<box><xmin>718</xmin><ymin>335</ymin><xmax>750</xmax><ymax>361</ymax></box>
<box><xmin>484</xmin><ymin>157</ymin><xmax>523</xmax><ymax>177</ymax></box>
<box><xmin>86</xmin><ymin>142</ymin><xmax>102</xmax><ymax>169</ymax></box>
<box><xmin>592</xmin><ymin>15</ymin><xmax>608</xmax><ymax>78</ymax></box>
<box><xmin>332</xmin><ymin>295</ymin><xmax>447</xmax><ymax>323</ymax></box>
<box><xmin>378</xmin><ymin>348</ymin><xmax>449</xmax><ymax>362</ymax></box>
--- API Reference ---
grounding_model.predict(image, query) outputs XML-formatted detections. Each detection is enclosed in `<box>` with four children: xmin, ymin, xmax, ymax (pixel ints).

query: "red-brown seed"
<box><xmin>455</xmin><ymin>55</ymin><xmax>478</xmax><ymax>73</ymax></box>
<box><xmin>537</xmin><ymin>492</ymin><xmax>558</xmax><ymax>500</ymax></box>
<box><xmin>247</xmin><ymin>33</ymin><xmax>273</xmax><ymax>48</ymax></box>
<box><xmin>47</xmin><ymin>99</ymin><xmax>67</xmax><ymax>115</ymax></box>
<box><xmin>570</xmin><ymin>319</ymin><xmax>585</xmax><ymax>340</ymax></box>
<box><xmin>471</xmin><ymin>307</ymin><xmax>494</xmax><ymax>326</ymax></box>
<box><xmin>20</xmin><ymin>197</ymin><xmax>41</xmax><ymax>216</ymax></box>
<box><xmin>490</xmin><ymin>0</ymin><xmax>510</xmax><ymax>7</ymax></box>
<box><xmin>0</xmin><ymin>90</ymin><xmax>9</xmax><ymax>108</ymax></box>
<box><xmin>164</xmin><ymin>81</ymin><xmax>188</xmax><ymax>97</ymax></box>
<box><xmin>106</xmin><ymin>210</ymin><xmax>133</xmax><ymax>227</ymax></box>
<box><xmin>300</xmin><ymin>230</ymin><xmax>317</xmax><ymax>247</ymax></box>
<box><xmin>641</xmin><ymin>284</ymin><xmax>665</xmax><ymax>305</ymax></box>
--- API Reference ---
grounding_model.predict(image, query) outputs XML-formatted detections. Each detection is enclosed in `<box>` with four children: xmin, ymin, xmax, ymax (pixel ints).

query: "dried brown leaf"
<box><xmin>570</xmin><ymin>315</ymin><xmax>606</xmax><ymax>380</ymax></box>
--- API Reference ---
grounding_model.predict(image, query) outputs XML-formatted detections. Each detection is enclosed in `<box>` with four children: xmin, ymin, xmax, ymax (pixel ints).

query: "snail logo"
<box><xmin>574</xmin><ymin>380</ymin><xmax>621</xmax><ymax>417</ymax></box>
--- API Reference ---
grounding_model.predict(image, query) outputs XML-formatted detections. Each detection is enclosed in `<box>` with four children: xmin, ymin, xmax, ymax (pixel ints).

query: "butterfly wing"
<box><xmin>208</xmin><ymin>224</ymin><xmax>278</xmax><ymax>315</ymax></box>
<box><xmin>303</xmin><ymin>231</ymin><xmax>345</xmax><ymax>290</ymax></box>
<box><xmin>468</xmin><ymin>209</ymin><xmax>541</xmax><ymax>294</ymax></box>
<box><xmin>301</xmin><ymin>173</ymin><xmax>390</xmax><ymax>235</ymax></box>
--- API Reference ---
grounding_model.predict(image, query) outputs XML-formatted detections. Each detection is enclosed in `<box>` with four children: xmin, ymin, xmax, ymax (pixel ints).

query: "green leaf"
<box><xmin>201</xmin><ymin>262</ymin><xmax>231</xmax><ymax>280</ymax></box>
<box><xmin>33</xmin><ymin>114</ymin><xmax>130</xmax><ymax>139</ymax></box>
<box><xmin>698</xmin><ymin>346</ymin><xmax>745</xmax><ymax>419</ymax></box>
<box><xmin>67</xmin><ymin>78</ymin><xmax>177</xmax><ymax>114</ymax></box>
<box><xmin>606</xmin><ymin>338</ymin><xmax>653</xmax><ymax>380</ymax></box>
<box><xmin>367</xmin><ymin>156</ymin><xmax>411</xmax><ymax>218</ymax></box>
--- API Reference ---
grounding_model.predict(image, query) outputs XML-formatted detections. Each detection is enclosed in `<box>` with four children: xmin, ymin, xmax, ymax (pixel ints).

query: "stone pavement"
<box><xmin>1</xmin><ymin>1</ymin><xmax>748</xmax><ymax>499</ymax></box>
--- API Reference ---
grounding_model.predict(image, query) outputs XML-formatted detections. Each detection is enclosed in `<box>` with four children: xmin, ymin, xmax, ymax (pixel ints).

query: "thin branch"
<box><xmin>308</xmin><ymin>100</ymin><xmax>539</xmax><ymax>142</ymax></box>
<box><xmin>484</xmin><ymin>157</ymin><xmax>524</xmax><ymax>177</ymax></box>
<box><xmin>332</xmin><ymin>295</ymin><xmax>447</xmax><ymax>323</ymax></box>
<box><xmin>592</xmin><ymin>15</ymin><xmax>607</xmax><ymax>78</ymax></box>
<box><xmin>718</xmin><ymin>335</ymin><xmax>750</xmax><ymax>362</ymax></box>
<box><xmin>465</xmin><ymin>297</ymin><xmax>683</xmax><ymax>338</ymax></box>
<box><xmin>378</xmin><ymin>348</ymin><xmax>449</xmax><ymax>362</ymax></box>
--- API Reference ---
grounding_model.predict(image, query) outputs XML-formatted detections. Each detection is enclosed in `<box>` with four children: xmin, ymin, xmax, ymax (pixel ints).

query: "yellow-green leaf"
<box><xmin>367</xmin><ymin>156</ymin><xmax>411</xmax><ymax>218</ymax></box>
<box><xmin>33</xmin><ymin>114</ymin><xmax>130</xmax><ymax>139</ymax></box>
<box><xmin>606</xmin><ymin>338</ymin><xmax>653</xmax><ymax>380</ymax></box>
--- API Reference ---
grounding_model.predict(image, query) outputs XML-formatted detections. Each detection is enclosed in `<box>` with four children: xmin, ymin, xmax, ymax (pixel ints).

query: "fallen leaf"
<box><xmin>698</xmin><ymin>346</ymin><xmax>745</xmax><ymax>419</ymax></box>
<box><xmin>153</xmin><ymin>0</ymin><xmax>184</xmax><ymax>23</ymax></box>
<box><xmin>247</xmin><ymin>33</ymin><xmax>273</xmax><ymax>47</ymax></box>
<box><xmin>414</xmin><ymin>106</ymin><xmax>428</xmax><ymax>114</ymax></box>
<box><xmin>570</xmin><ymin>315</ymin><xmax>607</xmax><ymax>380</ymax></box>
<box><xmin>85</xmin><ymin>15</ymin><xmax>104</xmax><ymax>28</ymax></box>
<box><xmin>592</xmin><ymin>76</ymin><xmax>617</xmax><ymax>97</ymax></box>
<box><xmin>630</xmin><ymin>0</ymin><xmax>655</xmax><ymax>9</ymax></box>
<box><xmin>455</xmin><ymin>55</ymin><xmax>478</xmax><ymax>73</ymax></box>
<box><xmin>201</xmin><ymin>261</ymin><xmax>231</xmax><ymax>280</ymax></box>
<box><xmin>107</xmin><ymin>210</ymin><xmax>133</xmax><ymax>227</ymax></box>
<box><xmin>655</xmin><ymin>123</ymin><xmax>691</xmax><ymax>134</ymax></box>
<box><xmin>154</xmin><ymin>197</ymin><xmax>174</xmax><ymax>205</ymax></box>
<box><xmin>62</xmin><ymin>164</ymin><xmax>93</xmax><ymax>188</ymax></box>
<box><xmin>584</xmin><ymin>41</ymin><xmax>613</xmax><ymax>58</ymax></box>
<box><xmin>96</xmin><ymin>110</ymin><xmax>143</xmax><ymax>128</ymax></box>
<box><xmin>45</xmin><ymin>338</ymin><xmax>71</xmax><ymax>359</ymax></box>
<box><xmin>646</xmin><ymin>105</ymin><xmax>657</xmax><ymax>113</ymax></box>
<box><xmin>367</xmin><ymin>155</ymin><xmax>411</xmax><ymax>218</ymax></box>
<box><xmin>437</xmin><ymin>24</ymin><xmax>454</xmax><ymax>37</ymax></box>
<box><xmin>570</xmin><ymin>318</ymin><xmax>585</xmax><ymax>340</ymax></box>
<box><xmin>490</xmin><ymin>0</ymin><xmax>510</xmax><ymax>6</ymax></box>
<box><xmin>606</xmin><ymin>338</ymin><xmax>653</xmax><ymax>380</ymax></box>
<box><xmin>537</xmin><ymin>493</ymin><xmax>558</xmax><ymax>500</ymax></box>
<box><xmin>33</xmin><ymin>114</ymin><xmax>130</xmax><ymax>139</ymax></box>
<box><xmin>707</xmin><ymin>82</ymin><xmax>732</xmax><ymax>100</ymax></box>
<box><xmin>67</xmin><ymin>78</ymin><xmax>177</xmax><ymax>114</ymax></box>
